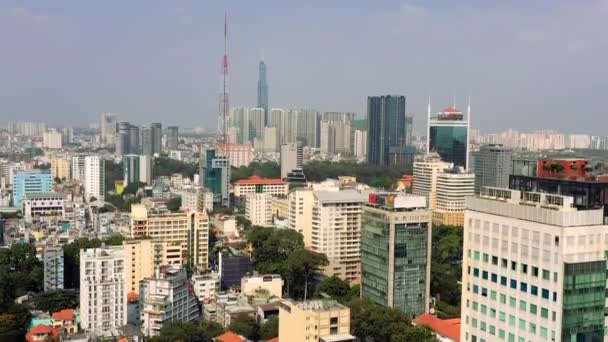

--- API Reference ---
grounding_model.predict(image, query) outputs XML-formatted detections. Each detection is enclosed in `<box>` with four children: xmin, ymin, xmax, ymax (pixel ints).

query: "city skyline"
<box><xmin>2</xmin><ymin>0</ymin><xmax>608</xmax><ymax>134</ymax></box>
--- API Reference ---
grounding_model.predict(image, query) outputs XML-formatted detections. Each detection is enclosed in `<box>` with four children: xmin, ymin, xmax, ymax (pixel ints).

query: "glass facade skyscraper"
<box><xmin>257</xmin><ymin>59</ymin><xmax>269</xmax><ymax>124</ymax></box>
<box><xmin>428</xmin><ymin>107</ymin><xmax>469</xmax><ymax>169</ymax></box>
<box><xmin>367</xmin><ymin>95</ymin><xmax>407</xmax><ymax>167</ymax></box>
<box><xmin>361</xmin><ymin>193</ymin><xmax>431</xmax><ymax>316</ymax></box>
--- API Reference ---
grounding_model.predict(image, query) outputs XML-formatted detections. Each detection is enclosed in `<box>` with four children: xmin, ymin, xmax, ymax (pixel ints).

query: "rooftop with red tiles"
<box><xmin>233</xmin><ymin>175</ymin><xmax>285</xmax><ymax>185</ymax></box>
<box><xmin>415</xmin><ymin>313</ymin><xmax>461</xmax><ymax>341</ymax></box>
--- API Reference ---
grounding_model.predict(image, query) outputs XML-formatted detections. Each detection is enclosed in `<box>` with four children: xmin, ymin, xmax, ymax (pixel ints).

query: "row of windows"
<box><xmin>470</xmin><ymin>250</ymin><xmax>558</xmax><ymax>282</ymax></box>
<box><xmin>469</xmin><ymin>267</ymin><xmax>558</xmax><ymax>301</ymax></box>
<box><xmin>468</xmin><ymin>296</ymin><xmax>557</xmax><ymax>322</ymax></box>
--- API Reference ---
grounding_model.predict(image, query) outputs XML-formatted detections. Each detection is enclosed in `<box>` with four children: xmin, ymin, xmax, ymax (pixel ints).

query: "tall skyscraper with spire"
<box><xmin>257</xmin><ymin>53</ymin><xmax>269</xmax><ymax>124</ymax></box>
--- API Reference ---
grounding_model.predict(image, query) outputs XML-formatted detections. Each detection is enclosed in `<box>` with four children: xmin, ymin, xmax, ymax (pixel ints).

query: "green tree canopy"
<box><xmin>314</xmin><ymin>276</ymin><xmax>353</xmax><ymax>303</ymax></box>
<box><xmin>259</xmin><ymin>316</ymin><xmax>279</xmax><ymax>340</ymax></box>
<box><xmin>287</xmin><ymin>249</ymin><xmax>329</xmax><ymax>300</ymax></box>
<box><xmin>431</xmin><ymin>225</ymin><xmax>463</xmax><ymax>317</ymax></box>
<box><xmin>166</xmin><ymin>196</ymin><xmax>182</xmax><ymax>212</ymax></box>
<box><xmin>303</xmin><ymin>160</ymin><xmax>404</xmax><ymax>188</ymax></box>
<box><xmin>32</xmin><ymin>290</ymin><xmax>79</xmax><ymax>313</ymax></box>
<box><xmin>150</xmin><ymin>320</ymin><xmax>223</xmax><ymax>342</ymax></box>
<box><xmin>227</xmin><ymin>314</ymin><xmax>259</xmax><ymax>341</ymax></box>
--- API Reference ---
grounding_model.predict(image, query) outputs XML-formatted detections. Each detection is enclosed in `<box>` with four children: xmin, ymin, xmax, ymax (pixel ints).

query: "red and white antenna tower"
<box><xmin>216</xmin><ymin>12</ymin><xmax>229</xmax><ymax>150</ymax></box>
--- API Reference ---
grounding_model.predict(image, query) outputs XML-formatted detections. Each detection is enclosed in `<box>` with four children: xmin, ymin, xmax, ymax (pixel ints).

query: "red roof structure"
<box><xmin>415</xmin><ymin>313</ymin><xmax>461</xmax><ymax>341</ymax></box>
<box><xmin>128</xmin><ymin>292</ymin><xmax>139</xmax><ymax>302</ymax></box>
<box><xmin>215</xmin><ymin>331</ymin><xmax>246</xmax><ymax>342</ymax></box>
<box><xmin>26</xmin><ymin>324</ymin><xmax>61</xmax><ymax>342</ymax></box>
<box><xmin>233</xmin><ymin>175</ymin><xmax>284</xmax><ymax>185</ymax></box>
<box><xmin>266</xmin><ymin>338</ymin><xmax>279</xmax><ymax>342</ymax></box>
<box><xmin>442</xmin><ymin>107</ymin><xmax>461</xmax><ymax>113</ymax></box>
<box><xmin>52</xmin><ymin>308</ymin><xmax>75</xmax><ymax>321</ymax></box>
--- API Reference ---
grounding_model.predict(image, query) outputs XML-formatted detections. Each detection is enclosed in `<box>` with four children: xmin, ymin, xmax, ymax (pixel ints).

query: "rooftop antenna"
<box><xmin>426</xmin><ymin>95</ymin><xmax>431</xmax><ymax>154</ymax></box>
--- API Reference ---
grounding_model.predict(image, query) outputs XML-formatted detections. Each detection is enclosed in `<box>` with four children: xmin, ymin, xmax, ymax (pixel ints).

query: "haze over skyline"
<box><xmin>1</xmin><ymin>0</ymin><xmax>607</xmax><ymax>134</ymax></box>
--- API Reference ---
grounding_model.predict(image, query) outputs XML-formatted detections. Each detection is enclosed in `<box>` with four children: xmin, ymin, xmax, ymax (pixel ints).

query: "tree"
<box><xmin>227</xmin><ymin>314</ymin><xmax>259</xmax><ymax>341</ymax></box>
<box><xmin>348</xmin><ymin>298</ymin><xmax>437</xmax><ymax>341</ymax></box>
<box><xmin>259</xmin><ymin>316</ymin><xmax>279</xmax><ymax>340</ymax></box>
<box><xmin>166</xmin><ymin>196</ymin><xmax>182</xmax><ymax>212</ymax></box>
<box><xmin>153</xmin><ymin>157</ymin><xmax>198</xmax><ymax>179</ymax></box>
<box><xmin>124</xmin><ymin>182</ymin><xmax>143</xmax><ymax>195</ymax></box>
<box><xmin>235</xmin><ymin>215</ymin><xmax>252</xmax><ymax>230</ymax></box>
<box><xmin>287</xmin><ymin>249</ymin><xmax>329</xmax><ymax>300</ymax></box>
<box><xmin>303</xmin><ymin>160</ymin><xmax>404</xmax><ymax>189</ymax></box>
<box><xmin>314</xmin><ymin>276</ymin><xmax>352</xmax><ymax>303</ymax></box>
<box><xmin>32</xmin><ymin>290</ymin><xmax>79</xmax><ymax>313</ymax></box>
<box><xmin>430</xmin><ymin>225</ymin><xmax>463</xmax><ymax>316</ymax></box>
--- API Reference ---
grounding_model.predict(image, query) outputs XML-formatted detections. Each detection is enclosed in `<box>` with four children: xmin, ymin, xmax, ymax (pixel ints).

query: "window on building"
<box><xmin>492</xmin><ymin>256</ymin><xmax>498</xmax><ymax>265</ymax></box>
<box><xmin>520</xmin><ymin>282</ymin><xmax>527</xmax><ymax>293</ymax></box>
<box><xmin>521</xmin><ymin>264</ymin><xmax>528</xmax><ymax>274</ymax></box>
<box><xmin>510</xmin><ymin>279</ymin><xmax>517</xmax><ymax>289</ymax></box>
<box><xmin>531</xmin><ymin>285</ymin><xmax>538</xmax><ymax>296</ymax></box>
<box><xmin>541</xmin><ymin>308</ymin><xmax>549</xmax><ymax>319</ymax></box>
<box><xmin>541</xmin><ymin>289</ymin><xmax>549</xmax><ymax>299</ymax></box>
<box><xmin>483</xmin><ymin>253</ymin><xmax>489</xmax><ymax>262</ymax></box>
<box><xmin>501</xmin><ymin>276</ymin><xmax>507</xmax><ymax>286</ymax></box>
<box><xmin>542</xmin><ymin>269</ymin><xmax>550</xmax><ymax>280</ymax></box>
<box><xmin>482</xmin><ymin>271</ymin><xmax>488</xmax><ymax>280</ymax></box>
<box><xmin>491</xmin><ymin>273</ymin><xmax>497</xmax><ymax>283</ymax></box>
<box><xmin>501</xmin><ymin>258</ymin><xmax>508</xmax><ymax>268</ymax></box>
<box><xmin>532</xmin><ymin>267</ymin><xmax>539</xmax><ymax>277</ymax></box>
<box><xmin>529</xmin><ymin>323</ymin><xmax>536</xmax><ymax>334</ymax></box>
<box><xmin>530</xmin><ymin>304</ymin><xmax>537</xmax><ymax>315</ymax></box>
<box><xmin>511</xmin><ymin>261</ymin><xmax>517</xmax><ymax>271</ymax></box>
<box><xmin>519</xmin><ymin>300</ymin><xmax>526</xmax><ymax>311</ymax></box>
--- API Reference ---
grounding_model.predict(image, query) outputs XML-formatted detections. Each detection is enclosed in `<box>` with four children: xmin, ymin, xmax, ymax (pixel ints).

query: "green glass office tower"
<box><xmin>200</xmin><ymin>149</ymin><xmax>230</xmax><ymax>207</ymax></box>
<box><xmin>367</xmin><ymin>95</ymin><xmax>407</xmax><ymax>167</ymax></box>
<box><xmin>428</xmin><ymin>106</ymin><xmax>469</xmax><ymax>169</ymax></box>
<box><xmin>361</xmin><ymin>193</ymin><xmax>431</xmax><ymax>316</ymax></box>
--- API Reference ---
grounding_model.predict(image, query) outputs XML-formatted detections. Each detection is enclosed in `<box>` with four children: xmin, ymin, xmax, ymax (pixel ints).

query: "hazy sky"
<box><xmin>1</xmin><ymin>0</ymin><xmax>607</xmax><ymax>134</ymax></box>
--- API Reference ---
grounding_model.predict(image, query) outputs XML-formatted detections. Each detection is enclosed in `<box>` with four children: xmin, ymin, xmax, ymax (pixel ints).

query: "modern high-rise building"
<box><xmin>71</xmin><ymin>156</ymin><xmax>86</xmax><ymax>182</ymax></box>
<box><xmin>320</xmin><ymin>119</ymin><xmax>352</xmax><ymax>155</ymax></box>
<box><xmin>353</xmin><ymin>129</ymin><xmax>368</xmax><ymax>158</ymax></box>
<box><xmin>412</xmin><ymin>153</ymin><xmax>452</xmax><ymax>210</ymax></box>
<box><xmin>361</xmin><ymin>193</ymin><xmax>431</xmax><ymax>316</ymax></box>
<box><xmin>278</xmin><ymin>300</ymin><xmax>354</xmax><ymax>342</ymax></box>
<box><xmin>280</xmin><ymin>109</ymin><xmax>298</xmax><ymax>145</ymax></box>
<box><xmin>229</xmin><ymin>107</ymin><xmax>251</xmax><ymax>144</ymax></box>
<box><xmin>167</xmin><ymin>126</ymin><xmax>179</xmax><ymax>151</ymax></box>
<box><xmin>296</xmin><ymin>110</ymin><xmax>319</xmax><ymax>148</ymax></box>
<box><xmin>43</xmin><ymin>130</ymin><xmax>63</xmax><ymax>149</ymax></box>
<box><xmin>151</xmin><ymin>123</ymin><xmax>162</xmax><ymax>156</ymax></box>
<box><xmin>262</xmin><ymin>126</ymin><xmax>279</xmax><ymax>153</ymax></box>
<box><xmin>405</xmin><ymin>115</ymin><xmax>414</xmax><ymax>146</ymax></box>
<box><xmin>44</xmin><ymin>246</ymin><xmax>64</xmax><ymax>292</ymax></box>
<box><xmin>367</xmin><ymin>95</ymin><xmax>407</xmax><ymax>166</ymax></box>
<box><xmin>140</xmin><ymin>265</ymin><xmax>200</xmax><ymax>337</ymax></box>
<box><xmin>245</xmin><ymin>193</ymin><xmax>273</xmax><ymax>226</ymax></box>
<box><xmin>128</xmin><ymin>124</ymin><xmax>140</xmax><ymax>154</ymax></box>
<box><xmin>472</xmin><ymin>144</ymin><xmax>513</xmax><ymax>193</ymax></box>
<box><xmin>80</xmin><ymin>246</ymin><xmax>127</xmax><ymax>336</ymax></box>
<box><xmin>200</xmin><ymin>149</ymin><xmax>231</xmax><ymax>207</ymax></box>
<box><xmin>280</xmin><ymin>142</ymin><xmax>303</xmax><ymax>179</ymax></box>
<box><xmin>427</xmin><ymin>102</ymin><xmax>470</xmax><ymax>169</ymax></box>
<box><xmin>141</xmin><ymin>126</ymin><xmax>153</xmax><ymax>156</ymax></box>
<box><xmin>130</xmin><ymin>204</ymin><xmax>209</xmax><ymax>271</ymax></box>
<box><xmin>461</xmin><ymin>187</ymin><xmax>608</xmax><ymax>342</ymax></box>
<box><xmin>62</xmin><ymin>127</ymin><xmax>74</xmax><ymax>145</ymax></box>
<box><xmin>248</xmin><ymin>108</ymin><xmax>265</xmax><ymax>144</ymax></box>
<box><xmin>12</xmin><ymin>170</ymin><xmax>52</xmax><ymax>207</ymax></box>
<box><xmin>268</xmin><ymin>108</ymin><xmax>283</xmax><ymax>129</ymax></box>
<box><xmin>116</xmin><ymin>122</ymin><xmax>130</xmax><ymax>157</ymax></box>
<box><xmin>123</xmin><ymin>155</ymin><xmax>152</xmax><ymax>186</ymax></box>
<box><xmin>257</xmin><ymin>58</ymin><xmax>269</xmax><ymax>123</ymax></box>
<box><xmin>432</xmin><ymin>167</ymin><xmax>475</xmax><ymax>226</ymax></box>
<box><xmin>84</xmin><ymin>156</ymin><xmax>105</xmax><ymax>203</ymax></box>
<box><xmin>100</xmin><ymin>113</ymin><xmax>118</xmax><ymax>145</ymax></box>
<box><xmin>51</xmin><ymin>157</ymin><xmax>71</xmax><ymax>181</ymax></box>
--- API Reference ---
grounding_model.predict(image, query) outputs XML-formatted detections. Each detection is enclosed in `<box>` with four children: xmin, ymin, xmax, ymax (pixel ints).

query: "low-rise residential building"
<box><xmin>23</xmin><ymin>192</ymin><xmax>66</xmax><ymax>223</ymax></box>
<box><xmin>192</xmin><ymin>272</ymin><xmax>221</xmax><ymax>302</ymax></box>
<box><xmin>278</xmin><ymin>300</ymin><xmax>355</xmax><ymax>342</ymax></box>
<box><xmin>241</xmin><ymin>274</ymin><xmax>283</xmax><ymax>298</ymax></box>
<box><xmin>140</xmin><ymin>265</ymin><xmax>200</xmax><ymax>337</ymax></box>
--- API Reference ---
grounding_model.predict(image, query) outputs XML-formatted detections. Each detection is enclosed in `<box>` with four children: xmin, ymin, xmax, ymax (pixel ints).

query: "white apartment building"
<box><xmin>245</xmin><ymin>193</ymin><xmax>273</xmax><ymax>226</ymax></box>
<box><xmin>432</xmin><ymin>167</ymin><xmax>475</xmax><ymax>226</ymax></box>
<box><xmin>461</xmin><ymin>187</ymin><xmax>608</xmax><ymax>342</ymax></box>
<box><xmin>84</xmin><ymin>156</ymin><xmax>105</xmax><ymax>202</ymax></box>
<box><xmin>43</xmin><ymin>130</ymin><xmax>63</xmax><ymax>149</ymax></box>
<box><xmin>192</xmin><ymin>272</ymin><xmax>220</xmax><ymax>302</ymax></box>
<box><xmin>280</xmin><ymin>142</ymin><xmax>303</xmax><ymax>179</ymax></box>
<box><xmin>140</xmin><ymin>265</ymin><xmax>200</xmax><ymax>337</ymax></box>
<box><xmin>413</xmin><ymin>153</ymin><xmax>452</xmax><ymax>210</ymax></box>
<box><xmin>181</xmin><ymin>187</ymin><xmax>214</xmax><ymax>213</ymax></box>
<box><xmin>262</xmin><ymin>126</ymin><xmax>279</xmax><ymax>153</ymax></box>
<box><xmin>353</xmin><ymin>129</ymin><xmax>367</xmax><ymax>158</ymax></box>
<box><xmin>218</xmin><ymin>144</ymin><xmax>254</xmax><ymax>168</ymax></box>
<box><xmin>80</xmin><ymin>246</ymin><xmax>127</xmax><ymax>336</ymax></box>
<box><xmin>241</xmin><ymin>274</ymin><xmax>284</xmax><ymax>298</ymax></box>
<box><xmin>311</xmin><ymin>189</ymin><xmax>368</xmax><ymax>283</ymax></box>
<box><xmin>71</xmin><ymin>155</ymin><xmax>86</xmax><ymax>182</ymax></box>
